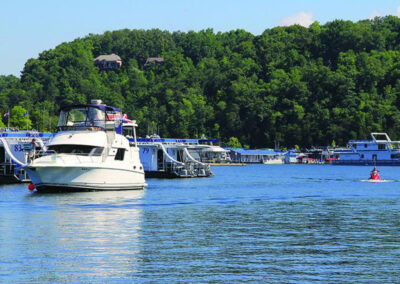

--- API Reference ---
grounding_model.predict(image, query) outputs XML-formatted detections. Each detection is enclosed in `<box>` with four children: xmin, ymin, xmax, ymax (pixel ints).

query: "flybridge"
<box><xmin>349</xmin><ymin>133</ymin><xmax>395</xmax><ymax>143</ymax></box>
<box><xmin>61</xmin><ymin>99</ymin><xmax>121</xmax><ymax>113</ymax></box>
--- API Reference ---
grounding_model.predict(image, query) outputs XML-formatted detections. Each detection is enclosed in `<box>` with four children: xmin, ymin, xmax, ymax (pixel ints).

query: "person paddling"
<box><xmin>370</xmin><ymin>166</ymin><xmax>381</xmax><ymax>180</ymax></box>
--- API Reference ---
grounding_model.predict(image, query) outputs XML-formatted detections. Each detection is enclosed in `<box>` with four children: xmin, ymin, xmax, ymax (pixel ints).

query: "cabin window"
<box><xmin>115</xmin><ymin>148</ymin><xmax>125</xmax><ymax>160</ymax></box>
<box><xmin>47</xmin><ymin>145</ymin><xmax>103</xmax><ymax>156</ymax></box>
<box><xmin>391</xmin><ymin>153</ymin><xmax>400</xmax><ymax>159</ymax></box>
<box><xmin>352</xmin><ymin>144</ymin><xmax>357</xmax><ymax>149</ymax></box>
<box><xmin>361</xmin><ymin>154</ymin><xmax>364</xmax><ymax>159</ymax></box>
<box><xmin>90</xmin><ymin>147</ymin><xmax>104</xmax><ymax>156</ymax></box>
<box><xmin>123</xmin><ymin>126</ymin><xmax>134</xmax><ymax>138</ymax></box>
<box><xmin>378</xmin><ymin>144</ymin><xmax>386</xmax><ymax>150</ymax></box>
<box><xmin>364</xmin><ymin>144</ymin><xmax>368</xmax><ymax>148</ymax></box>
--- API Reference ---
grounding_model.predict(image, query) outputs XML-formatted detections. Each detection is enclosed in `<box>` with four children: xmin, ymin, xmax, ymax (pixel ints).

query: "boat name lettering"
<box><xmin>13</xmin><ymin>144</ymin><xmax>24</xmax><ymax>152</ymax></box>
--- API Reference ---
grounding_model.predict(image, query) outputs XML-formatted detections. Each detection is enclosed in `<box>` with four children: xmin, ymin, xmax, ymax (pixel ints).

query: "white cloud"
<box><xmin>279</xmin><ymin>11</ymin><xmax>314</xmax><ymax>27</ymax></box>
<box><xmin>369</xmin><ymin>6</ymin><xmax>400</xmax><ymax>19</ymax></box>
<box><xmin>369</xmin><ymin>10</ymin><xmax>381</xmax><ymax>20</ymax></box>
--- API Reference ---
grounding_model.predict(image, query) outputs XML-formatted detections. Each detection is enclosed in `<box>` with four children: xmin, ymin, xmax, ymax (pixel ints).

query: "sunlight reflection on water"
<box><xmin>1</xmin><ymin>165</ymin><xmax>400</xmax><ymax>282</ymax></box>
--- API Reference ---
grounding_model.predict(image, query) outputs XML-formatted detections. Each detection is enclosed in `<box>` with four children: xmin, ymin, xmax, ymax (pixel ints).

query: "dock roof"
<box><xmin>231</xmin><ymin>149</ymin><xmax>283</xmax><ymax>155</ymax></box>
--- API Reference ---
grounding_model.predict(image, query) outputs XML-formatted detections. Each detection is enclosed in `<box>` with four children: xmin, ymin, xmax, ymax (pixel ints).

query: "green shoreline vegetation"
<box><xmin>1</xmin><ymin>16</ymin><xmax>400</xmax><ymax>148</ymax></box>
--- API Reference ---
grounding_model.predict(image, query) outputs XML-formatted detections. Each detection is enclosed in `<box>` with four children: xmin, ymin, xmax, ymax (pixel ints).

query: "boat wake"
<box><xmin>360</xmin><ymin>179</ymin><xmax>394</xmax><ymax>183</ymax></box>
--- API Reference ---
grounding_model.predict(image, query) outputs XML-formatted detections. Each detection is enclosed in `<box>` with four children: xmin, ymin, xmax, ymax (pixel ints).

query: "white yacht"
<box><xmin>23</xmin><ymin>100</ymin><xmax>146</xmax><ymax>192</ymax></box>
<box><xmin>333</xmin><ymin>132</ymin><xmax>400</xmax><ymax>165</ymax></box>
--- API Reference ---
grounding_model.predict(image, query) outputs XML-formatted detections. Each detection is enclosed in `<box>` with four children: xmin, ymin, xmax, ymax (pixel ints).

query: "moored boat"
<box><xmin>23</xmin><ymin>100</ymin><xmax>146</xmax><ymax>192</ymax></box>
<box><xmin>135</xmin><ymin>136</ymin><xmax>213</xmax><ymax>178</ymax></box>
<box><xmin>229</xmin><ymin>149</ymin><xmax>286</xmax><ymax>164</ymax></box>
<box><xmin>333</xmin><ymin>133</ymin><xmax>400</xmax><ymax>166</ymax></box>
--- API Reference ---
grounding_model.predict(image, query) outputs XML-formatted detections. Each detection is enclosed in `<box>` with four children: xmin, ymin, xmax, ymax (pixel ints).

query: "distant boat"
<box><xmin>333</xmin><ymin>133</ymin><xmax>400</xmax><ymax>165</ymax></box>
<box><xmin>262</xmin><ymin>155</ymin><xmax>284</xmax><ymax>164</ymax></box>
<box><xmin>230</xmin><ymin>149</ymin><xmax>286</xmax><ymax>164</ymax></box>
<box><xmin>189</xmin><ymin>138</ymin><xmax>231</xmax><ymax>164</ymax></box>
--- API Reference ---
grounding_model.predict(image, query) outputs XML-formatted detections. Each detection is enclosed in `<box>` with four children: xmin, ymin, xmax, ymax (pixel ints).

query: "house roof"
<box><xmin>94</xmin><ymin>53</ymin><xmax>122</xmax><ymax>62</ymax></box>
<box><xmin>145</xmin><ymin>57</ymin><xmax>165</xmax><ymax>64</ymax></box>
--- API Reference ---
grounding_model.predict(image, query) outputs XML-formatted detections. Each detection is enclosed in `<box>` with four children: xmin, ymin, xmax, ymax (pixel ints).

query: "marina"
<box><xmin>4</xmin><ymin>131</ymin><xmax>400</xmax><ymax>187</ymax></box>
<box><xmin>1</xmin><ymin>164</ymin><xmax>399</xmax><ymax>282</ymax></box>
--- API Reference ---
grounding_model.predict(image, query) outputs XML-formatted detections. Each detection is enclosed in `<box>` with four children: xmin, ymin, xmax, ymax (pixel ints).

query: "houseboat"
<box><xmin>135</xmin><ymin>136</ymin><xmax>213</xmax><ymax>178</ymax></box>
<box><xmin>0</xmin><ymin>131</ymin><xmax>52</xmax><ymax>183</ymax></box>
<box><xmin>229</xmin><ymin>149</ymin><xmax>286</xmax><ymax>164</ymax></box>
<box><xmin>333</xmin><ymin>132</ymin><xmax>400</xmax><ymax>165</ymax></box>
<box><xmin>188</xmin><ymin>138</ymin><xmax>231</xmax><ymax>164</ymax></box>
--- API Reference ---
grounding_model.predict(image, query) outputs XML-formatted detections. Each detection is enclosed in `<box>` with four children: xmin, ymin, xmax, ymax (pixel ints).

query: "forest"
<box><xmin>1</xmin><ymin>16</ymin><xmax>400</xmax><ymax>148</ymax></box>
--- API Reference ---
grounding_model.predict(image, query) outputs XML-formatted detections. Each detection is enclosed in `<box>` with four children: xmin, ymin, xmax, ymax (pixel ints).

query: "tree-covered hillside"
<box><xmin>1</xmin><ymin>16</ymin><xmax>400</xmax><ymax>147</ymax></box>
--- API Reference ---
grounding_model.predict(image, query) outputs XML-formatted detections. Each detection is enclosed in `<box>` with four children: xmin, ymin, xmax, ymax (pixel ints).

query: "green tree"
<box><xmin>1</xmin><ymin>18</ymin><xmax>400</xmax><ymax>147</ymax></box>
<box><xmin>226</xmin><ymin>137</ymin><xmax>242</xmax><ymax>148</ymax></box>
<box><xmin>10</xmin><ymin>106</ymin><xmax>31</xmax><ymax>129</ymax></box>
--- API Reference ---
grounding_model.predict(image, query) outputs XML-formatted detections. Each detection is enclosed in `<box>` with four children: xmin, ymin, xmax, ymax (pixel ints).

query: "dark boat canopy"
<box><xmin>61</xmin><ymin>104</ymin><xmax>121</xmax><ymax>113</ymax></box>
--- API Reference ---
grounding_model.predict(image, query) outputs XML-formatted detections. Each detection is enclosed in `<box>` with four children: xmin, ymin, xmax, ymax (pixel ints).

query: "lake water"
<box><xmin>1</xmin><ymin>164</ymin><xmax>400</xmax><ymax>283</ymax></box>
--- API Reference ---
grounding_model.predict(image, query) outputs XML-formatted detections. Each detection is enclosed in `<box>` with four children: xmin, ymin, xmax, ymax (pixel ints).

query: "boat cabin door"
<box><xmin>0</xmin><ymin>147</ymin><xmax>4</xmax><ymax>164</ymax></box>
<box><xmin>177</xmin><ymin>150</ymin><xmax>184</xmax><ymax>162</ymax></box>
<box><xmin>157</xmin><ymin>149</ymin><xmax>164</xmax><ymax>170</ymax></box>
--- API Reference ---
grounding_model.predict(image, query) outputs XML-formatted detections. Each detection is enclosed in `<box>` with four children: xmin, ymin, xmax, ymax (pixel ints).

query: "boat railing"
<box><xmin>182</xmin><ymin>147</ymin><xmax>212</xmax><ymax>173</ymax></box>
<box><xmin>155</xmin><ymin>143</ymin><xmax>185</xmax><ymax>166</ymax></box>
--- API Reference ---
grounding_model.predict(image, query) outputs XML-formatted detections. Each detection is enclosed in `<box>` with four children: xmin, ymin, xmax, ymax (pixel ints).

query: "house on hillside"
<box><xmin>94</xmin><ymin>53</ymin><xmax>122</xmax><ymax>71</ymax></box>
<box><xmin>144</xmin><ymin>57</ymin><xmax>165</xmax><ymax>67</ymax></box>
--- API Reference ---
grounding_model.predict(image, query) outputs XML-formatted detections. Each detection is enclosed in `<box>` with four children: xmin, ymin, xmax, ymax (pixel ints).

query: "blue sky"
<box><xmin>1</xmin><ymin>0</ymin><xmax>399</xmax><ymax>76</ymax></box>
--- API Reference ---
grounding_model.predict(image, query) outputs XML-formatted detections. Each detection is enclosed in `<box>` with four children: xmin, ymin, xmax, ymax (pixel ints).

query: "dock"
<box><xmin>210</xmin><ymin>163</ymin><xmax>246</xmax><ymax>166</ymax></box>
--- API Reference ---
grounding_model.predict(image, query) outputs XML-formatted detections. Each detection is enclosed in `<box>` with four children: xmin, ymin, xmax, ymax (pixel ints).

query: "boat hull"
<box><xmin>332</xmin><ymin>160</ymin><xmax>400</xmax><ymax>166</ymax></box>
<box><xmin>263</xmin><ymin>159</ymin><xmax>284</xmax><ymax>165</ymax></box>
<box><xmin>25</xmin><ymin>166</ymin><xmax>146</xmax><ymax>192</ymax></box>
<box><xmin>145</xmin><ymin>171</ymin><xmax>185</xmax><ymax>179</ymax></box>
<box><xmin>0</xmin><ymin>175</ymin><xmax>21</xmax><ymax>184</ymax></box>
<box><xmin>35</xmin><ymin>184</ymin><xmax>145</xmax><ymax>192</ymax></box>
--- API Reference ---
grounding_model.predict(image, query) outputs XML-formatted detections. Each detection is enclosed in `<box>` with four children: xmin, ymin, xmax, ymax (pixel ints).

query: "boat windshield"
<box><xmin>57</xmin><ymin>106</ymin><xmax>121</xmax><ymax>131</ymax></box>
<box><xmin>47</xmin><ymin>145</ymin><xmax>104</xmax><ymax>156</ymax></box>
